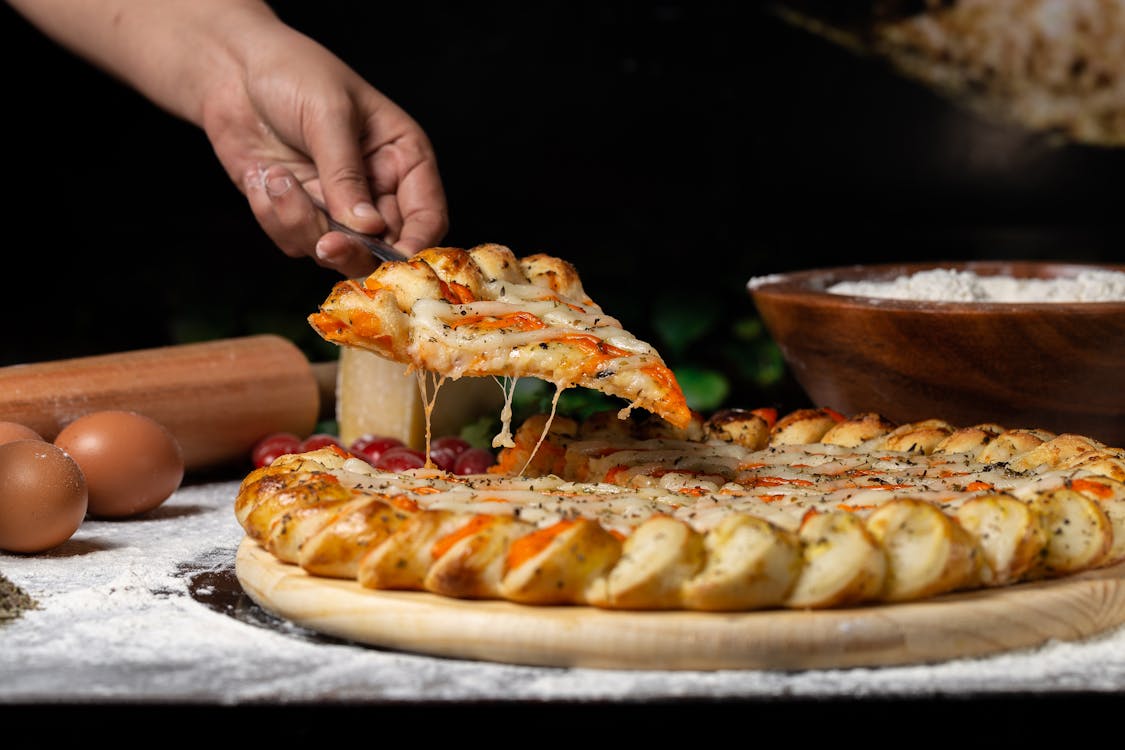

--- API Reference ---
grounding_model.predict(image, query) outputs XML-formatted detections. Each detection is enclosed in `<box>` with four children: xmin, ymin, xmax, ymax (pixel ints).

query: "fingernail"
<box><xmin>265</xmin><ymin>175</ymin><xmax>292</xmax><ymax>197</ymax></box>
<box><xmin>352</xmin><ymin>202</ymin><xmax>378</xmax><ymax>218</ymax></box>
<box><xmin>315</xmin><ymin>239</ymin><xmax>335</xmax><ymax>261</ymax></box>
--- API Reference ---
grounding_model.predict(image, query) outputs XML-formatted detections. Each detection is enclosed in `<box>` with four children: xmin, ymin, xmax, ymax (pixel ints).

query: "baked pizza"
<box><xmin>234</xmin><ymin>405</ymin><xmax>1125</xmax><ymax>612</ymax></box>
<box><xmin>307</xmin><ymin>245</ymin><xmax>692</xmax><ymax>455</ymax></box>
<box><xmin>238</xmin><ymin>244</ymin><xmax>1125</xmax><ymax>614</ymax></box>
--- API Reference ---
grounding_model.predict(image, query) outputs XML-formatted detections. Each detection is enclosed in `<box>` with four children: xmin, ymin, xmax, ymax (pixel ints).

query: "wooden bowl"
<box><xmin>748</xmin><ymin>260</ymin><xmax>1125</xmax><ymax>448</ymax></box>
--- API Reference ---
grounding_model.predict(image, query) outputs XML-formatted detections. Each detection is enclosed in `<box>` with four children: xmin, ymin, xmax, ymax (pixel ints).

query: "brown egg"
<box><xmin>0</xmin><ymin>439</ymin><xmax>88</xmax><ymax>553</ymax></box>
<box><xmin>0</xmin><ymin>421</ymin><xmax>44</xmax><ymax>446</ymax></box>
<box><xmin>54</xmin><ymin>410</ymin><xmax>184</xmax><ymax>519</ymax></box>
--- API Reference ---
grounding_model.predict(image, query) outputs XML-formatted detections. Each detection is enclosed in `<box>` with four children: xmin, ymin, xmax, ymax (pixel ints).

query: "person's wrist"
<box><xmin>184</xmin><ymin>0</ymin><xmax>287</xmax><ymax>126</ymax></box>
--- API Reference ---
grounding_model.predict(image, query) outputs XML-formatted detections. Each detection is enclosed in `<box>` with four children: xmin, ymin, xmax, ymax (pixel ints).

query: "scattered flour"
<box><xmin>4</xmin><ymin>479</ymin><xmax>1125</xmax><ymax>702</ymax></box>
<box><xmin>825</xmin><ymin>268</ymin><xmax>1125</xmax><ymax>303</ymax></box>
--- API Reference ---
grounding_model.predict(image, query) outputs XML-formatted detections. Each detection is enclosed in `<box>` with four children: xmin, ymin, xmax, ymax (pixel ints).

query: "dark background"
<box><xmin>3</xmin><ymin>0</ymin><xmax>1123</xmax><ymax>409</ymax></box>
<box><xmin>2</xmin><ymin>3</ymin><xmax>1121</xmax><ymax>718</ymax></box>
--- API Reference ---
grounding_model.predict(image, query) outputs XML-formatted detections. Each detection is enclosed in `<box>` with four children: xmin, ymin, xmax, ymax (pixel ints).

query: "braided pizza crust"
<box><xmin>307</xmin><ymin>245</ymin><xmax>691</xmax><ymax>430</ymax></box>
<box><xmin>234</xmin><ymin>406</ymin><xmax>1125</xmax><ymax>612</ymax></box>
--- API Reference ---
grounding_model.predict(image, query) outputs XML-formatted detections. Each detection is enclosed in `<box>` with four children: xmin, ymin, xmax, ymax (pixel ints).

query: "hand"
<box><xmin>6</xmin><ymin>0</ymin><xmax>448</xmax><ymax>278</ymax></box>
<box><xmin>204</xmin><ymin>24</ymin><xmax>448</xmax><ymax>277</ymax></box>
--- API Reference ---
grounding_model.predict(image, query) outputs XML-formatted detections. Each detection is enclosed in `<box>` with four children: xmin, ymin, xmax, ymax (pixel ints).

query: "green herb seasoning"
<box><xmin>0</xmin><ymin>571</ymin><xmax>37</xmax><ymax>621</ymax></box>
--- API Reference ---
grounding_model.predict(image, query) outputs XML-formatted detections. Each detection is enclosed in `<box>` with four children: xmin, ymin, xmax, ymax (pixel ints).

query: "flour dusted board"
<box><xmin>236</xmin><ymin>539</ymin><xmax>1125</xmax><ymax>670</ymax></box>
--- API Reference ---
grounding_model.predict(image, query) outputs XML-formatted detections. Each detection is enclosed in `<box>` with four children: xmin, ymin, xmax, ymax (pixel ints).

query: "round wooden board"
<box><xmin>236</xmin><ymin>538</ymin><xmax>1125</xmax><ymax>671</ymax></box>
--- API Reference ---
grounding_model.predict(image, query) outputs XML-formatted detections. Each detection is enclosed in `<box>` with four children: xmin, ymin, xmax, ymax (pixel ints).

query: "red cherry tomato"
<box><xmin>375</xmin><ymin>446</ymin><xmax>427</xmax><ymax>472</ymax></box>
<box><xmin>251</xmin><ymin>432</ymin><xmax>302</xmax><ymax>468</ymax></box>
<box><xmin>299</xmin><ymin>433</ymin><xmax>343</xmax><ymax>452</ymax></box>
<box><xmin>428</xmin><ymin>445</ymin><xmax>461</xmax><ymax>472</ymax></box>
<box><xmin>350</xmin><ymin>434</ymin><xmax>406</xmax><ymax>464</ymax></box>
<box><xmin>452</xmin><ymin>447</ymin><xmax>496</xmax><ymax>475</ymax></box>
<box><xmin>431</xmin><ymin>435</ymin><xmax>471</xmax><ymax>456</ymax></box>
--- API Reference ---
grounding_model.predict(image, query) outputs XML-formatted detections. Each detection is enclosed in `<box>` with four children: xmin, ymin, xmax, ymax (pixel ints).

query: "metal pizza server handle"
<box><xmin>313</xmin><ymin>201</ymin><xmax>404</xmax><ymax>264</ymax></box>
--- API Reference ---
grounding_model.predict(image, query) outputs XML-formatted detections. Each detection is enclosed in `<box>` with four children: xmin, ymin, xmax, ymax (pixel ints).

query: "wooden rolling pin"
<box><xmin>0</xmin><ymin>335</ymin><xmax>336</xmax><ymax>471</ymax></box>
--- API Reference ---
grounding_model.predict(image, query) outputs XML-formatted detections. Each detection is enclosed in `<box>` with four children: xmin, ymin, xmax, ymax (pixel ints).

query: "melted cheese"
<box><xmin>408</xmin><ymin>286</ymin><xmax>658</xmax><ymax>381</ymax></box>
<box><xmin>492</xmin><ymin>376</ymin><xmax>519</xmax><ymax>449</ymax></box>
<box><xmin>313</xmin><ymin>248</ymin><xmax>692</xmax><ymax>466</ymax></box>
<box><xmin>329</xmin><ymin>438</ymin><xmax>1096</xmax><ymax>537</ymax></box>
<box><xmin>335</xmin><ymin>348</ymin><xmax>505</xmax><ymax>450</ymax></box>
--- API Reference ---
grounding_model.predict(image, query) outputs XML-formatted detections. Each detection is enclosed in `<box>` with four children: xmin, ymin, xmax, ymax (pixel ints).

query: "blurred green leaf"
<box><xmin>506</xmin><ymin>377</ymin><xmax>622</xmax><ymax>423</ymax></box>
<box><xmin>721</xmin><ymin>339</ymin><xmax>786</xmax><ymax>388</ymax></box>
<box><xmin>314</xmin><ymin>419</ymin><xmax>339</xmax><ymax>436</ymax></box>
<box><xmin>753</xmin><ymin>343</ymin><xmax>786</xmax><ymax>387</ymax></box>
<box><xmin>460</xmin><ymin>414</ymin><xmax>501</xmax><ymax>451</ymax></box>
<box><xmin>731</xmin><ymin>316</ymin><xmax>764</xmax><ymax>341</ymax></box>
<box><xmin>651</xmin><ymin>295</ymin><xmax>721</xmax><ymax>358</ymax></box>
<box><xmin>557</xmin><ymin>387</ymin><xmax>620</xmax><ymax>421</ymax></box>
<box><xmin>511</xmin><ymin>377</ymin><xmax>551</xmax><ymax>414</ymax></box>
<box><xmin>673</xmin><ymin>366</ymin><xmax>730</xmax><ymax>411</ymax></box>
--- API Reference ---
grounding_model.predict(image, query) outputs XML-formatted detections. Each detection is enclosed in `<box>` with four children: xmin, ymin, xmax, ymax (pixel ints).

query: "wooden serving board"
<box><xmin>236</xmin><ymin>538</ymin><xmax>1125</xmax><ymax>670</ymax></box>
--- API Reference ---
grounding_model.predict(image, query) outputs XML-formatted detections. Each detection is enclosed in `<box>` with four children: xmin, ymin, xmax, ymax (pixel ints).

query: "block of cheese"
<box><xmin>336</xmin><ymin>347</ymin><xmax>506</xmax><ymax>449</ymax></box>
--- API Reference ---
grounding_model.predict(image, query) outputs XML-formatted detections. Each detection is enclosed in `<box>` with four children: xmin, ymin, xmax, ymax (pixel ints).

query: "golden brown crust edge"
<box><xmin>234</xmin><ymin>408</ymin><xmax>1125</xmax><ymax>613</ymax></box>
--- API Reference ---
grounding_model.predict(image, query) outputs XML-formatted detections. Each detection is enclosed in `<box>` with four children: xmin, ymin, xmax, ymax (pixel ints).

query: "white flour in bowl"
<box><xmin>826</xmin><ymin>268</ymin><xmax>1125</xmax><ymax>303</ymax></box>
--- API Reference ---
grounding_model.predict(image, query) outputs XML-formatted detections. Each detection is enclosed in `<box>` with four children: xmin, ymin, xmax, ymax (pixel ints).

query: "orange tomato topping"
<box><xmin>506</xmin><ymin>519</ymin><xmax>577</xmax><ymax>570</ymax></box>
<box><xmin>604</xmin><ymin>465</ymin><xmax>630</xmax><ymax>484</ymax></box>
<box><xmin>751</xmin><ymin>407</ymin><xmax>778</xmax><ymax>429</ymax></box>
<box><xmin>307</xmin><ymin>312</ymin><xmax>347</xmax><ymax>338</ymax></box>
<box><xmin>837</xmin><ymin>502</ymin><xmax>877</xmax><ymax>512</ymax></box>
<box><xmin>550</xmin><ymin>333</ymin><xmax>631</xmax><ymax>362</ymax></box>
<box><xmin>431</xmin><ymin>515</ymin><xmax>496</xmax><ymax>560</ymax></box>
<box><xmin>440</xmin><ymin>280</ymin><xmax>476</xmax><ymax>304</ymax></box>
<box><xmin>350</xmin><ymin>280</ymin><xmax>378</xmax><ymax>299</ymax></box>
<box><xmin>541</xmin><ymin>294</ymin><xmax>588</xmax><ymax>313</ymax></box>
<box><xmin>343</xmin><ymin>310</ymin><xmax>386</xmax><ymax>339</ymax></box>
<box><xmin>448</xmin><ymin>311</ymin><xmax>547</xmax><ymax>331</ymax></box>
<box><xmin>326</xmin><ymin>444</ymin><xmax>352</xmax><ymax>459</ymax></box>
<box><xmin>747</xmin><ymin>475</ymin><xmax>815</xmax><ymax>488</ymax></box>
<box><xmin>390</xmin><ymin>495</ymin><xmax>420</xmax><ymax>513</ymax></box>
<box><xmin>1070</xmin><ymin>478</ymin><xmax>1112</xmax><ymax>499</ymax></box>
<box><xmin>799</xmin><ymin>508</ymin><xmax>821</xmax><ymax>527</ymax></box>
<box><xmin>639</xmin><ymin>364</ymin><xmax>692</xmax><ymax>426</ymax></box>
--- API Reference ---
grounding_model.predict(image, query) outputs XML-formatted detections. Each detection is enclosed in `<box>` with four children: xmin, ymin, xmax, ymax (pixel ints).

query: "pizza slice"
<box><xmin>307</xmin><ymin>245</ymin><xmax>692</xmax><ymax>449</ymax></box>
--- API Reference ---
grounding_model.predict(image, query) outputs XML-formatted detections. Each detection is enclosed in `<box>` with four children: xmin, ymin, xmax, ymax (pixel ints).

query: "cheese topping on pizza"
<box><xmin>307</xmin><ymin>245</ymin><xmax>691</xmax><ymax>456</ymax></box>
<box><xmin>235</xmin><ymin>405</ymin><xmax>1125</xmax><ymax>612</ymax></box>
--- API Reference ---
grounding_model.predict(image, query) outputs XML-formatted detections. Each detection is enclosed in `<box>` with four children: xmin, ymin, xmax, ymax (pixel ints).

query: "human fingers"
<box><xmin>375</xmin><ymin>193</ymin><xmax>403</xmax><ymax>245</ymax></box>
<box><xmin>244</xmin><ymin>164</ymin><xmax>377</xmax><ymax>277</ymax></box>
<box><xmin>314</xmin><ymin>232</ymin><xmax>381</xmax><ymax>278</ymax></box>
<box><xmin>302</xmin><ymin>101</ymin><xmax>388</xmax><ymax>238</ymax></box>
<box><xmin>393</xmin><ymin>158</ymin><xmax>449</xmax><ymax>255</ymax></box>
<box><xmin>244</xmin><ymin>164</ymin><xmax>318</xmax><ymax>259</ymax></box>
